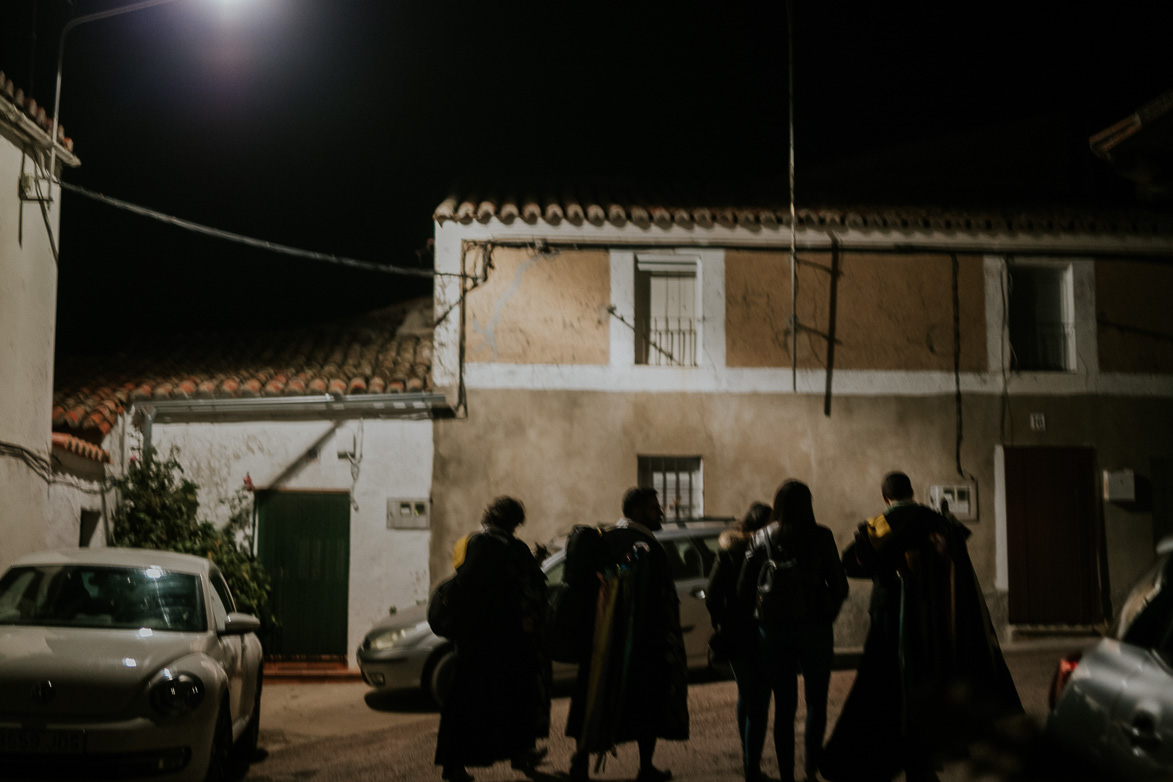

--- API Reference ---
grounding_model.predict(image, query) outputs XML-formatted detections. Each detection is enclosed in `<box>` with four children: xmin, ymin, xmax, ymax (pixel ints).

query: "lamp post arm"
<box><xmin>47</xmin><ymin>0</ymin><xmax>182</xmax><ymax>181</ymax></box>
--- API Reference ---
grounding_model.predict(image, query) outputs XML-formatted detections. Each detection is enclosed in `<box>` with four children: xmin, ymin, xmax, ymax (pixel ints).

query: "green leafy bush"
<box><xmin>109</xmin><ymin>448</ymin><xmax>275</xmax><ymax>626</ymax></box>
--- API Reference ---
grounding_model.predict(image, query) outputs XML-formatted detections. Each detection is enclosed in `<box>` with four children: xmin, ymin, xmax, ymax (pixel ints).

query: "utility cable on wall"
<box><xmin>0</xmin><ymin>439</ymin><xmax>108</xmax><ymax>495</ymax></box>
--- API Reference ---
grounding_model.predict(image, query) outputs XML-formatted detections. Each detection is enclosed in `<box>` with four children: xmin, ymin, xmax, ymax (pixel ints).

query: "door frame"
<box><xmin>256</xmin><ymin>489</ymin><xmax>352</xmax><ymax>661</ymax></box>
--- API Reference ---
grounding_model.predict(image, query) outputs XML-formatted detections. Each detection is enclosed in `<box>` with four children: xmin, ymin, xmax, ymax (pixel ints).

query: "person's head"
<box><xmin>772</xmin><ymin>480</ymin><xmax>815</xmax><ymax>527</ymax></box>
<box><xmin>482</xmin><ymin>496</ymin><xmax>526</xmax><ymax>533</ymax></box>
<box><xmin>622</xmin><ymin>486</ymin><xmax>664</xmax><ymax>530</ymax></box>
<box><xmin>881</xmin><ymin>471</ymin><xmax>914</xmax><ymax>504</ymax></box>
<box><xmin>740</xmin><ymin>502</ymin><xmax>772</xmax><ymax>534</ymax></box>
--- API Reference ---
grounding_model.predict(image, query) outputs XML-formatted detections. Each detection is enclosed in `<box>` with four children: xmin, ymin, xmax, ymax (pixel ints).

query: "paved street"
<box><xmin>243</xmin><ymin>644</ymin><xmax>1071</xmax><ymax>782</ymax></box>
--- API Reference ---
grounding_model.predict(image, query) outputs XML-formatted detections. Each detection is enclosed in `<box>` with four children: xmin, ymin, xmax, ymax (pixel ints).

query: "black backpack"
<box><xmin>755</xmin><ymin>526</ymin><xmax>829</xmax><ymax>624</ymax></box>
<box><xmin>547</xmin><ymin>525</ymin><xmax>612</xmax><ymax>663</ymax></box>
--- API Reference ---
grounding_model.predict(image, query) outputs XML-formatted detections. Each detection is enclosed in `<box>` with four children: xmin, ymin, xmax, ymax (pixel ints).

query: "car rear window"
<box><xmin>0</xmin><ymin>565</ymin><xmax>206</xmax><ymax>633</ymax></box>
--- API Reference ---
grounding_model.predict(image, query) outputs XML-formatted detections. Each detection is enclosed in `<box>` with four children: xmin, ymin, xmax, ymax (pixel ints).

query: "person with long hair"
<box><xmin>740</xmin><ymin>481</ymin><xmax>848</xmax><ymax>782</ymax></box>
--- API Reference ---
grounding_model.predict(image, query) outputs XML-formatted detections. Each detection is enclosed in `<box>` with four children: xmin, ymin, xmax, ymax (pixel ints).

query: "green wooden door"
<box><xmin>257</xmin><ymin>492</ymin><xmax>351</xmax><ymax>660</ymax></box>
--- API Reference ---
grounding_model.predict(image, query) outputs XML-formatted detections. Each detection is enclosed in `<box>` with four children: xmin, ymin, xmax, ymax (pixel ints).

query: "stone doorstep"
<box><xmin>1004</xmin><ymin>624</ymin><xmax>1105</xmax><ymax>650</ymax></box>
<box><xmin>263</xmin><ymin>660</ymin><xmax>362</xmax><ymax>684</ymax></box>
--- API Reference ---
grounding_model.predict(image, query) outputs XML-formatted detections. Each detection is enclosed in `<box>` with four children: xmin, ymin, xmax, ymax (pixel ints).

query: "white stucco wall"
<box><xmin>145</xmin><ymin>417</ymin><xmax>433</xmax><ymax>665</ymax></box>
<box><xmin>0</xmin><ymin>116</ymin><xmax>65</xmax><ymax>570</ymax></box>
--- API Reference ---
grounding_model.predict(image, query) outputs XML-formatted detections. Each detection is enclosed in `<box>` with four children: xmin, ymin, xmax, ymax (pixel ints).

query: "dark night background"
<box><xmin>1</xmin><ymin>0</ymin><xmax>1170</xmax><ymax>352</ymax></box>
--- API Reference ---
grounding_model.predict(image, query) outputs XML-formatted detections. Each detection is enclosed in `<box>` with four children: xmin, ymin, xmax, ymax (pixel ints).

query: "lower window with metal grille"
<box><xmin>638</xmin><ymin>456</ymin><xmax>703</xmax><ymax>520</ymax></box>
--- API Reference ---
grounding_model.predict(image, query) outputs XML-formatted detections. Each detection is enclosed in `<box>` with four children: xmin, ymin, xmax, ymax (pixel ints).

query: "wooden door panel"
<box><xmin>1006</xmin><ymin>447</ymin><xmax>1100</xmax><ymax>624</ymax></box>
<box><xmin>257</xmin><ymin>492</ymin><xmax>351</xmax><ymax>658</ymax></box>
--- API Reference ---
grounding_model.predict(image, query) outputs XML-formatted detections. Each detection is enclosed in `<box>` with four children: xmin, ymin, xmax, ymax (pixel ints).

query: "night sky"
<box><xmin>2</xmin><ymin>0</ymin><xmax>1170</xmax><ymax>352</ymax></box>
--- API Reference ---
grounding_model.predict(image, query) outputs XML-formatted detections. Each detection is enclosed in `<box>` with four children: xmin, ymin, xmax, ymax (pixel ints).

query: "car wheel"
<box><xmin>204</xmin><ymin>702</ymin><xmax>233</xmax><ymax>782</ymax></box>
<box><xmin>234</xmin><ymin>666</ymin><xmax>263</xmax><ymax>760</ymax></box>
<box><xmin>428</xmin><ymin>647</ymin><xmax>457</xmax><ymax>707</ymax></box>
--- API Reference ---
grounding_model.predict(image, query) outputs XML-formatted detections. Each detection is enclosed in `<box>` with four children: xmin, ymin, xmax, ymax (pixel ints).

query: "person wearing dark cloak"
<box><xmin>566</xmin><ymin>487</ymin><xmax>689</xmax><ymax>782</ymax></box>
<box><xmin>819</xmin><ymin>472</ymin><xmax>1023</xmax><ymax>782</ymax></box>
<box><xmin>434</xmin><ymin>497</ymin><xmax>552</xmax><ymax>782</ymax></box>
<box><xmin>738</xmin><ymin>481</ymin><xmax>849</xmax><ymax>782</ymax></box>
<box><xmin>705</xmin><ymin>502</ymin><xmax>773</xmax><ymax>781</ymax></box>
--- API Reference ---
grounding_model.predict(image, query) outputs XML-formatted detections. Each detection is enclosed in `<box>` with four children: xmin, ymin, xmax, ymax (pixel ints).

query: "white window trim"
<box><xmin>984</xmin><ymin>255</ymin><xmax>1098</xmax><ymax>393</ymax></box>
<box><xmin>610</xmin><ymin>249</ymin><xmax>725</xmax><ymax>372</ymax></box>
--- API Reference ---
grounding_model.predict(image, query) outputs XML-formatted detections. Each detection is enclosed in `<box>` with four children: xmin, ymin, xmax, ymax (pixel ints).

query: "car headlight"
<box><xmin>149</xmin><ymin>670</ymin><xmax>205</xmax><ymax>717</ymax></box>
<box><xmin>365</xmin><ymin>623</ymin><xmax>425</xmax><ymax>651</ymax></box>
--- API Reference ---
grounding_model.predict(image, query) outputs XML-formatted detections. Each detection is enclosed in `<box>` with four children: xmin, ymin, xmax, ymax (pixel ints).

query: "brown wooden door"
<box><xmin>1005</xmin><ymin>446</ymin><xmax>1101</xmax><ymax>624</ymax></box>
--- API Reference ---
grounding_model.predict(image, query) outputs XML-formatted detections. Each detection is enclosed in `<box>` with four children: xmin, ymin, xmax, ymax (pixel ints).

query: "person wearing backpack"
<box><xmin>705</xmin><ymin>502</ymin><xmax>774</xmax><ymax>782</ymax></box>
<box><xmin>565</xmin><ymin>487</ymin><xmax>689</xmax><ymax>782</ymax></box>
<box><xmin>739</xmin><ymin>480</ymin><xmax>849</xmax><ymax>782</ymax></box>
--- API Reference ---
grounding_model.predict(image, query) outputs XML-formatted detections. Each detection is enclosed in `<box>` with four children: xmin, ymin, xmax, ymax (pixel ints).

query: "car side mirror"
<box><xmin>220</xmin><ymin>611</ymin><xmax>261</xmax><ymax>636</ymax></box>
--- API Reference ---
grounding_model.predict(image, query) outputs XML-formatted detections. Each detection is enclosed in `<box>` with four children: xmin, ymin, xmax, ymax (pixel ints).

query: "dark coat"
<box><xmin>705</xmin><ymin>528</ymin><xmax>759</xmax><ymax>651</ymax></box>
<box><xmin>434</xmin><ymin>529</ymin><xmax>551</xmax><ymax>768</ymax></box>
<box><xmin>820</xmin><ymin>503</ymin><xmax>1022</xmax><ymax>782</ymax></box>
<box><xmin>738</xmin><ymin>520</ymin><xmax>850</xmax><ymax>627</ymax></box>
<box><xmin>566</xmin><ymin>524</ymin><xmax>690</xmax><ymax>751</ymax></box>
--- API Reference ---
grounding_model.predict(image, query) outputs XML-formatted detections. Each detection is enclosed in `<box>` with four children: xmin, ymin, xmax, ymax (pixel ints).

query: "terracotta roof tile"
<box><xmin>434</xmin><ymin>186</ymin><xmax>1173</xmax><ymax>236</ymax></box>
<box><xmin>51</xmin><ymin>432</ymin><xmax>110</xmax><ymax>464</ymax></box>
<box><xmin>0</xmin><ymin>72</ymin><xmax>74</xmax><ymax>152</ymax></box>
<box><xmin>53</xmin><ymin>300</ymin><xmax>433</xmax><ymax>435</ymax></box>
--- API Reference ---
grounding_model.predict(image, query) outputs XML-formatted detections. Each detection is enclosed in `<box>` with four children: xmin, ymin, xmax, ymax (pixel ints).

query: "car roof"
<box><xmin>542</xmin><ymin>517</ymin><xmax>735</xmax><ymax>554</ymax></box>
<box><xmin>9</xmin><ymin>547</ymin><xmax>213</xmax><ymax>576</ymax></box>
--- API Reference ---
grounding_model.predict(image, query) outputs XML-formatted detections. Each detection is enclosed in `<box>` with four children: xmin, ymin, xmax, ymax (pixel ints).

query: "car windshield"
<box><xmin>0</xmin><ymin>564</ymin><xmax>206</xmax><ymax>633</ymax></box>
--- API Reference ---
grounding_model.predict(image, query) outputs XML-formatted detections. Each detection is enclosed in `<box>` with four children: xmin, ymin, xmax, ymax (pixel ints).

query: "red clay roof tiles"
<box><xmin>53</xmin><ymin>301</ymin><xmax>433</xmax><ymax>437</ymax></box>
<box><xmin>434</xmin><ymin>188</ymin><xmax>1173</xmax><ymax>236</ymax></box>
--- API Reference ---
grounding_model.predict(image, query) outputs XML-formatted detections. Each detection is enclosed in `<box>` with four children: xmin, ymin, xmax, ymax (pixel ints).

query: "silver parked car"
<box><xmin>358</xmin><ymin>519</ymin><xmax>732</xmax><ymax>705</ymax></box>
<box><xmin>0</xmin><ymin>548</ymin><xmax>264</xmax><ymax>782</ymax></box>
<box><xmin>1046</xmin><ymin>536</ymin><xmax>1173</xmax><ymax>781</ymax></box>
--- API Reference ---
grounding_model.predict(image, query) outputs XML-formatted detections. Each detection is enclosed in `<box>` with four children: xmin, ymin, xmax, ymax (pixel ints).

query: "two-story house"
<box><xmin>429</xmin><ymin>189</ymin><xmax>1173</xmax><ymax>645</ymax></box>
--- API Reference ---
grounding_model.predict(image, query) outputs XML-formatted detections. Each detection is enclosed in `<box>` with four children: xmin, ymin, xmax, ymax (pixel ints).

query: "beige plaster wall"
<box><xmin>464</xmin><ymin>246</ymin><xmax>610</xmax><ymax>365</ymax></box>
<box><xmin>433</xmin><ymin>388</ymin><xmax>1173</xmax><ymax>647</ymax></box>
<box><xmin>0</xmin><ymin>124</ymin><xmax>61</xmax><ymax>569</ymax></box>
<box><xmin>726</xmin><ymin>250</ymin><xmax>986</xmax><ymax>371</ymax></box>
<box><xmin>1095</xmin><ymin>258</ymin><xmax>1173</xmax><ymax>373</ymax></box>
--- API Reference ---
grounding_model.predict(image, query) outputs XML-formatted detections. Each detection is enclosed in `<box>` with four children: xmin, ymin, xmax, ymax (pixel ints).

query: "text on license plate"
<box><xmin>0</xmin><ymin>728</ymin><xmax>86</xmax><ymax>754</ymax></box>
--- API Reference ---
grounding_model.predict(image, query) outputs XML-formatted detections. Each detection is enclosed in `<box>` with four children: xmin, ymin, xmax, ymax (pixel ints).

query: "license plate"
<box><xmin>0</xmin><ymin>728</ymin><xmax>86</xmax><ymax>754</ymax></box>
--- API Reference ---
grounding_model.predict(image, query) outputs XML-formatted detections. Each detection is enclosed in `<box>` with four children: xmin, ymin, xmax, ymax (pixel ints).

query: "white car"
<box><xmin>358</xmin><ymin>520</ymin><xmax>731</xmax><ymax>705</ymax></box>
<box><xmin>1047</xmin><ymin>536</ymin><xmax>1173</xmax><ymax>781</ymax></box>
<box><xmin>0</xmin><ymin>548</ymin><xmax>264</xmax><ymax>782</ymax></box>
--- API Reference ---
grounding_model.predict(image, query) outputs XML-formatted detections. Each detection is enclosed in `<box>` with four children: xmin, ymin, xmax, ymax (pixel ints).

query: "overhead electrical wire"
<box><xmin>58</xmin><ymin>181</ymin><xmax>461</xmax><ymax>279</ymax></box>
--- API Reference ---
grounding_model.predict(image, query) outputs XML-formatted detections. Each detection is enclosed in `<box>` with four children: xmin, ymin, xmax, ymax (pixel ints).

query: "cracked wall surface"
<box><xmin>725</xmin><ymin>250</ymin><xmax>987</xmax><ymax>371</ymax></box>
<box><xmin>465</xmin><ymin>246</ymin><xmax>609</xmax><ymax>365</ymax></box>
<box><xmin>1095</xmin><ymin>259</ymin><xmax>1173</xmax><ymax>372</ymax></box>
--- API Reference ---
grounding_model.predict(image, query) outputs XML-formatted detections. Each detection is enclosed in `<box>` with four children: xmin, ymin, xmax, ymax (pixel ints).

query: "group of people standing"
<box><xmin>432</xmin><ymin>472</ymin><xmax>1021</xmax><ymax>782</ymax></box>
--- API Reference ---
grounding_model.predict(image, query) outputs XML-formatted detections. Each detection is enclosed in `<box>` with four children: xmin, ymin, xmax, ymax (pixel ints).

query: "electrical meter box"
<box><xmin>927</xmin><ymin>483</ymin><xmax>977</xmax><ymax>520</ymax></box>
<box><xmin>387</xmin><ymin>498</ymin><xmax>430</xmax><ymax>529</ymax></box>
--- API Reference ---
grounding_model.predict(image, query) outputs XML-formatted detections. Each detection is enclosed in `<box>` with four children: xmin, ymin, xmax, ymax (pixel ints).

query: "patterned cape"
<box><xmin>566</xmin><ymin>524</ymin><xmax>689</xmax><ymax>761</ymax></box>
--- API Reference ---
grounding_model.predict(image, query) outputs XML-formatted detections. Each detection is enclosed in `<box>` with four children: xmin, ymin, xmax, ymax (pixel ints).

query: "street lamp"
<box><xmin>47</xmin><ymin>0</ymin><xmax>183</xmax><ymax>187</ymax></box>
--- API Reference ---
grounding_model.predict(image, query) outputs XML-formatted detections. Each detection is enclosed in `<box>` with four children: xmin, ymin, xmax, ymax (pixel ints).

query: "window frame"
<box><xmin>610</xmin><ymin>249</ymin><xmax>725</xmax><ymax>373</ymax></box>
<box><xmin>634</xmin><ymin>254</ymin><xmax>701</xmax><ymax>367</ymax></box>
<box><xmin>984</xmin><ymin>255</ymin><xmax>1098</xmax><ymax>386</ymax></box>
<box><xmin>1006</xmin><ymin>262</ymin><xmax>1076</xmax><ymax>373</ymax></box>
<box><xmin>638</xmin><ymin>455</ymin><xmax>704</xmax><ymax>520</ymax></box>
